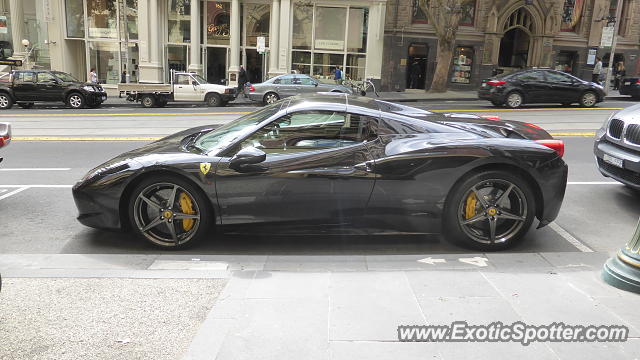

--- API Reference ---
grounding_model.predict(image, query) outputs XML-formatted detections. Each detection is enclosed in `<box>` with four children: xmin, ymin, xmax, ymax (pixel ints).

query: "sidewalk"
<box><xmin>1</xmin><ymin>251</ymin><xmax>639</xmax><ymax>360</ymax></box>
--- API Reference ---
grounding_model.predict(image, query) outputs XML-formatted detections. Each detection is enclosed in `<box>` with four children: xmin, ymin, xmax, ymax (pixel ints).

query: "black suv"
<box><xmin>0</xmin><ymin>70</ymin><xmax>107</xmax><ymax>109</ymax></box>
<box><xmin>478</xmin><ymin>69</ymin><xmax>605</xmax><ymax>108</ymax></box>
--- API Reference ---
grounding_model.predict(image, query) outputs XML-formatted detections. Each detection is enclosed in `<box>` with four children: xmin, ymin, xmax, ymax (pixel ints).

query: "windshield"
<box><xmin>52</xmin><ymin>71</ymin><xmax>80</xmax><ymax>82</ymax></box>
<box><xmin>192</xmin><ymin>74</ymin><xmax>208</xmax><ymax>84</ymax></box>
<box><xmin>193</xmin><ymin>103</ymin><xmax>282</xmax><ymax>154</ymax></box>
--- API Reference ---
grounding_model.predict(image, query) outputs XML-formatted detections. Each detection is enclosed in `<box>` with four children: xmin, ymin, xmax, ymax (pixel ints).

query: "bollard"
<box><xmin>602</xmin><ymin>218</ymin><xmax>640</xmax><ymax>294</ymax></box>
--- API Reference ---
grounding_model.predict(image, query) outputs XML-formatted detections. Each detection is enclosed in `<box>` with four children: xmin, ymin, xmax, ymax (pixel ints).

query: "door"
<box><xmin>293</xmin><ymin>75</ymin><xmax>319</xmax><ymax>95</ymax></box>
<box><xmin>272</xmin><ymin>75</ymin><xmax>297</xmax><ymax>98</ymax></box>
<box><xmin>544</xmin><ymin>71</ymin><xmax>580</xmax><ymax>103</ymax></box>
<box><xmin>513</xmin><ymin>71</ymin><xmax>551</xmax><ymax>103</ymax></box>
<box><xmin>406</xmin><ymin>43</ymin><xmax>428</xmax><ymax>89</ymax></box>
<box><xmin>36</xmin><ymin>72</ymin><xmax>64</xmax><ymax>101</ymax></box>
<box><xmin>12</xmin><ymin>71</ymin><xmax>37</xmax><ymax>101</ymax></box>
<box><xmin>206</xmin><ymin>47</ymin><xmax>228</xmax><ymax>85</ymax></box>
<box><xmin>215</xmin><ymin>110</ymin><xmax>377</xmax><ymax>225</ymax></box>
<box><xmin>173</xmin><ymin>74</ymin><xmax>202</xmax><ymax>101</ymax></box>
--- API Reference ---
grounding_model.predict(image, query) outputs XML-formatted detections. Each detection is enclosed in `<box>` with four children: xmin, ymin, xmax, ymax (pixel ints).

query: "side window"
<box><xmin>516</xmin><ymin>71</ymin><xmax>544</xmax><ymax>82</ymax></box>
<box><xmin>240</xmin><ymin>111</ymin><xmax>372</xmax><ymax>155</ymax></box>
<box><xmin>15</xmin><ymin>72</ymin><xmax>34</xmax><ymax>84</ymax></box>
<box><xmin>0</xmin><ymin>73</ymin><xmax>10</xmax><ymax>84</ymax></box>
<box><xmin>37</xmin><ymin>72</ymin><xmax>56</xmax><ymax>83</ymax></box>
<box><xmin>297</xmin><ymin>76</ymin><xmax>315</xmax><ymax>85</ymax></box>
<box><xmin>279</xmin><ymin>75</ymin><xmax>294</xmax><ymax>85</ymax></box>
<box><xmin>176</xmin><ymin>74</ymin><xmax>190</xmax><ymax>85</ymax></box>
<box><xmin>545</xmin><ymin>71</ymin><xmax>574</xmax><ymax>83</ymax></box>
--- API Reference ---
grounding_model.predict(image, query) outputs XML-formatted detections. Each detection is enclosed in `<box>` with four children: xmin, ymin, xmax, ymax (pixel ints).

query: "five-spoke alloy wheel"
<box><xmin>444</xmin><ymin>170</ymin><xmax>535</xmax><ymax>251</ymax></box>
<box><xmin>129</xmin><ymin>176</ymin><xmax>211</xmax><ymax>249</ymax></box>
<box><xmin>263</xmin><ymin>92</ymin><xmax>279</xmax><ymax>105</ymax></box>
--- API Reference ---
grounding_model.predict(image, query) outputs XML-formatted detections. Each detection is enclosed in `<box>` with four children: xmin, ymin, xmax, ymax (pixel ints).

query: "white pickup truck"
<box><xmin>119</xmin><ymin>71</ymin><xmax>237</xmax><ymax>108</ymax></box>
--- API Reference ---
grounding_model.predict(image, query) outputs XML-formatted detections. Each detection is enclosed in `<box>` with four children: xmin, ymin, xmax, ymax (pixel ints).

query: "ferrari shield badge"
<box><xmin>200</xmin><ymin>162</ymin><xmax>211</xmax><ymax>175</ymax></box>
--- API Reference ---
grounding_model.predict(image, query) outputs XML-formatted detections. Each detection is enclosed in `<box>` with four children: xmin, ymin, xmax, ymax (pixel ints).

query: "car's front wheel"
<box><xmin>580</xmin><ymin>91</ymin><xmax>597</xmax><ymax>107</ymax></box>
<box><xmin>128</xmin><ymin>175</ymin><xmax>212</xmax><ymax>249</ymax></box>
<box><xmin>263</xmin><ymin>92</ymin><xmax>279</xmax><ymax>105</ymax></box>
<box><xmin>504</xmin><ymin>92</ymin><xmax>523</xmax><ymax>108</ymax></box>
<box><xmin>67</xmin><ymin>93</ymin><xmax>85</xmax><ymax>109</ymax></box>
<box><xmin>206</xmin><ymin>93</ymin><xmax>222</xmax><ymax>107</ymax></box>
<box><xmin>0</xmin><ymin>93</ymin><xmax>14</xmax><ymax>110</ymax></box>
<box><xmin>443</xmin><ymin>170</ymin><xmax>536</xmax><ymax>251</ymax></box>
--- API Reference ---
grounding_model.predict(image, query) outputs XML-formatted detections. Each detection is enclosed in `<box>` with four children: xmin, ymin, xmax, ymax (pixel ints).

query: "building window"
<box><xmin>459</xmin><ymin>2</ymin><xmax>476</xmax><ymax>27</ymax></box>
<box><xmin>88</xmin><ymin>41</ymin><xmax>120</xmax><ymax>84</ymax></box>
<box><xmin>616</xmin><ymin>0</ymin><xmax>631</xmax><ymax>36</ymax></box>
<box><xmin>87</xmin><ymin>0</ymin><xmax>118</xmax><ymax>38</ymax></box>
<box><xmin>412</xmin><ymin>0</ymin><xmax>428</xmax><ymax>24</ymax></box>
<box><xmin>244</xmin><ymin>4</ymin><xmax>270</xmax><ymax>48</ymax></box>
<box><xmin>451</xmin><ymin>47</ymin><xmax>473</xmax><ymax>84</ymax></box>
<box><xmin>126</xmin><ymin>0</ymin><xmax>138</xmax><ymax>40</ymax></box>
<box><xmin>347</xmin><ymin>8</ymin><xmax>367</xmax><ymax>53</ymax></box>
<box><xmin>292</xmin><ymin>5</ymin><xmax>313</xmax><ymax>50</ymax></box>
<box><xmin>561</xmin><ymin>0</ymin><xmax>584</xmax><ymax>32</ymax></box>
<box><xmin>412</xmin><ymin>0</ymin><xmax>475</xmax><ymax>26</ymax></box>
<box><xmin>207</xmin><ymin>2</ymin><xmax>230</xmax><ymax>46</ymax></box>
<box><xmin>168</xmin><ymin>0</ymin><xmax>191</xmax><ymax>43</ymax></box>
<box><xmin>65</xmin><ymin>0</ymin><xmax>85</xmax><ymax>38</ymax></box>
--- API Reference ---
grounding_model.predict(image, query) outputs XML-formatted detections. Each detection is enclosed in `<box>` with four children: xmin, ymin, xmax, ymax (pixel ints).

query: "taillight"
<box><xmin>486</xmin><ymin>80</ymin><xmax>507</xmax><ymax>86</ymax></box>
<box><xmin>249</xmin><ymin>85</ymin><xmax>255</xmax><ymax>92</ymax></box>
<box><xmin>0</xmin><ymin>135</ymin><xmax>10</xmax><ymax>147</ymax></box>
<box><xmin>536</xmin><ymin>139</ymin><xmax>564</xmax><ymax>157</ymax></box>
<box><xmin>480</xmin><ymin>115</ymin><xmax>501</xmax><ymax>121</ymax></box>
<box><xmin>635</xmin><ymin>79</ymin><xmax>640</xmax><ymax>85</ymax></box>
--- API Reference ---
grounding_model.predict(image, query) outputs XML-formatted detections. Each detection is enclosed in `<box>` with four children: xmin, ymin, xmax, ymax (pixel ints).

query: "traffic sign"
<box><xmin>257</xmin><ymin>36</ymin><xmax>266</xmax><ymax>54</ymax></box>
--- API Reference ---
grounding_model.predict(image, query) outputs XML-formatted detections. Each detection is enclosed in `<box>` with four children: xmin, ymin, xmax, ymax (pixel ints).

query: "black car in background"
<box><xmin>478</xmin><ymin>69</ymin><xmax>605</xmax><ymax>108</ymax></box>
<box><xmin>618</xmin><ymin>77</ymin><xmax>640</xmax><ymax>99</ymax></box>
<box><xmin>0</xmin><ymin>70</ymin><xmax>107</xmax><ymax>109</ymax></box>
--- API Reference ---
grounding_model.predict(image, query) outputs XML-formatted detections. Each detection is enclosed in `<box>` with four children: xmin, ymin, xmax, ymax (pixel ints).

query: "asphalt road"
<box><xmin>0</xmin><ymin>135</ymin><xmax>637</xmax><ymax>256</ymax></box>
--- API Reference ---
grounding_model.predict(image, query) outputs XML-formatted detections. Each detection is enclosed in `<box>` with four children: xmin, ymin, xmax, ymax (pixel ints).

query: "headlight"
<box><xmin>82</xmin><ymin>85</ymin><xmax>95</xmax><ymax>92</ymax></box>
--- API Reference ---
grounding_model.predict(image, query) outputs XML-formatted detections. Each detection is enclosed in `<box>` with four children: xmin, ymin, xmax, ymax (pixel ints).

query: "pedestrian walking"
<box><xmin>409</xmin><ymin>60</ymin><xmax>421</xmax><ymax>88</ymax></box>
<box><xmin>592</xmin><ymin>57</ymin><xmax>602</xmax><ymax>84</ymax></box>
<box><xmin>89</xmin><ymin>68</ymin><xmax>98</xmax><ymax>84</ymax></box>
<box><xmin>614</xmin><ymin>62</ymin><xmax>626</xmax><ymax>90</ymax></box>
<box><xmin>238</xmin><ymin>65</ymin><xmax>249</xmax><ymax>98</ymax></box>
<box><xmin>334</xmin><ymin>66</ymin><xmax>342</xmax><ymax>84</ymax></box>
<box><xmin>120</xmin><ymin>70</ymin><xmax>127</xmax><ymax>83</ymax></box>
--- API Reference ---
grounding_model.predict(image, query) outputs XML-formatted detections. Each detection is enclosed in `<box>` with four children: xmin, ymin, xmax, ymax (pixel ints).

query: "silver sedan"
<box><xmin>247</xmin><ymin>74</ymin><xmax>353</xmax><ymax>105</ymax></box>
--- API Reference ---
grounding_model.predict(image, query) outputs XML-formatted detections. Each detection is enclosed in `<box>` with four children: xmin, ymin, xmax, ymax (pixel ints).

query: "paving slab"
<box><xmin>406</xmin><ymin>270</ymin><xmax>501</xmax><ymax>299</ymax></box>
<box><xmin>329</xmin><ymin>341</ymin><xmax>442</xmax><ymax>360</ymax></box>
<box><xmin>264</xmin><ymin>255</ymin><xmax>367</xmax><ymax>271</ymax></box>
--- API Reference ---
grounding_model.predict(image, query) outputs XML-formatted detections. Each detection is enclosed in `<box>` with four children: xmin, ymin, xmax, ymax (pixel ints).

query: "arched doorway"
<box><xmin>498</xmin><ymin>28</ymin><xmax>530</xmax><ymax>68</ymax></box>
<box><xmin>498</xmin><ymin>7</ymin><xmax>535</xmax><ymax>70</ymax></box>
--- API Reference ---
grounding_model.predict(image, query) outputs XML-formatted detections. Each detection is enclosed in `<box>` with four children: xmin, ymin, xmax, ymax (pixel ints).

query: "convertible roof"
<box><xmin>287</xmin><ymin>93</ymin><xmax>381</xmax><ymax>112</ymax></box>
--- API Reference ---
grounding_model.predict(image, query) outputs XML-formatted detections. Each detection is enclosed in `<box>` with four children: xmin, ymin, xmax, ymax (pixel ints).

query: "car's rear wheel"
<box><xmin>263</xmin><ymin>92</ymin><xmax>279</xmax><ymax>105</ymax></box>
<box><xmin>18</xmin><ymin>102</ymin><xmax>34</xmax><ymax>109</ymax></box>
<box><xmin>206</xmin><ymin>93</ymin><xmax>222</xmax><ymax>107</ymax></box>
<box><xmin>0</xmin><ymin>93</ymin><xmax>12</xmax><ymax>110</ymax></box>
<box><xmin>443</xmin><ymin>170</ymin><xmax>536</xmax><ymax>251</ymax></box>
<box><xmin>580</xmin><ymin>91</ymin><xmax>597</xmax><ymax>107</ymax></box>
<box><xmin>504</xmin><ymin>92</ymin><xmax>523</xmax><ymax>108</ymax></box>
<box><xmin>128</xmin><ymin>175</ymin><xmax>211</xmax><ymax>249</ymax></box>
<box><xmin>140</xmin><ymin>94</ymin><xmax>156</xmax><ymax>108</ymax></box>
<box><xmin>67</xmin><ymin>93</ymin><xmax>85</xmax><ymax>109</ymax></box>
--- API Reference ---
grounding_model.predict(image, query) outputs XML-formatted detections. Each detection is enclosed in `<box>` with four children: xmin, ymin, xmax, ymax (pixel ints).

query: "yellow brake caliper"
<box><xmin>465</xmin><ymin>192</ymin><xmax>478</xmax><ymax>220</ymax></box>
<box><xmin>179</xmin><ymin>192</ymin><xmax>196</xmax><ymax>231</ymax></box>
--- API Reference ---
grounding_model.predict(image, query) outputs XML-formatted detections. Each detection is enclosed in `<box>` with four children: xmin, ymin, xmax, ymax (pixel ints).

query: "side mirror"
<box><xmin>192</xmin><ymin>80</ymin><xmax>198</xmax><ymax>86</ymax></box>
<box><xmin>314</xmin><ymin>82</ymin><xmax>318</xmax><ymax>87</ymax></box>
<box><xmin>229</xmin><ymin>146</ymin><xmax>266</xmax><ymax>171</ymax></box>
<box><xmin>0</xmin><ymin>122</ymin><xmax>11</xmax><ymax>148</ymax></box>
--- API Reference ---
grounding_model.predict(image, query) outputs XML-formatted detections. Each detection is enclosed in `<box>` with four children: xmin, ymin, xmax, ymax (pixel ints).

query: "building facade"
<box><xmin>383</xmin><ymin>0</ymin><xmax>640</xmax><ymax>91</ymax></box>
<box><xmin>0</xmin><ymin>0</ymin><xmax>387</xmax><ymax>88</ymax></box>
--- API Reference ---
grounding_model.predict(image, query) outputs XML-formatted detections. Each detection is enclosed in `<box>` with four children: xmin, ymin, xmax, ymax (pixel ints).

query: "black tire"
<box><xmin>0</xmin><ymin>93</ymin><xmax>14</xmax><ymax>110</ymax></box>
<box><xmin>221</xmin><ymin>100</ymin><xmax>229</xmax><ymax>107</ymax></box>
<box><xmin>67</xmin><ymin>93</ymin><xmax>85</xmax><ymax>109</ymax></box>
<box><xmin>128</xmin><ymin>174</ymin><xmax>212</xmax><ymax>249</ymax></box>
<box><xmin>490</xmin><ymin>100</ymin><xmax>503</xmax><ymax>107</ymax></box>
<box><xmin>18</xmin><ymin>102</ymin><xmax>34</xmax><ymax>109</ymax></box>
<box><xmin>262</xmin><ymin>92</ymin><xmax>280</xmax><ymax>105</ymax></box>
<box><xmin>504</xmin><ymin>92</ymin><xmax>523</xmax><ymax>108</ymax></box>
<box><xmin>157</xmin><ymin>99</ymin><xmax>167</xmax><ymax>107</ymax></box>
<box><xmin>579</xmin><ymin>91</ymin><xmax>597</xmax><ymax>108</ymax></box>
<box><xmin>443</xmin><ymin>170</ymin><xmax>536</xmax><ymax>251</ymax></box>
<box><xmin>360</xmin><ymin>90</ymin><xmax>367</xmax><ymax>96</ymax></box>
<box><xmin>140</xmin><ymin>94</ymin><xmax>156</xmax><ymax>108</ymax></box>
<box><xmin>206</xmin><ymin>93</ymin><xmax>222</xmax><ymax>107</ymax></box>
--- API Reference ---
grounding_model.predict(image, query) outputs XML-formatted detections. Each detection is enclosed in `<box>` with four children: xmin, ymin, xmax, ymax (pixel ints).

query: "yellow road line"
<box><xmin>431</xmin><ymin>108</ymin><xmax>623</xmax><ymax>112</ymax></box>
<box><xmin>550</xmin><ymin>132</ymin><xmax>596</xmax><ymax>137</ymax></box>
<box><xmin>0</xmin><ymin>112</ymin><xmax>251</xmax><ymax>117</ymax></box>
<box><xmin>13</xmin><ymin>136</ymin><xmax>162</xmax><ymax>141</ymax></box>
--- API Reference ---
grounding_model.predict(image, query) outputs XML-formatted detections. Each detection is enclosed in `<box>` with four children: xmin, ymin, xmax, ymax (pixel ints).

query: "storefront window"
<box><xmin>169</xmin><ymin>0</ymin><xmax>191</xmax><ymax>43</ymax></box>
<box><xmin>244</xmin><ymin>4</ymin><xmax>270</xmax><ymax>48</ymax></box>
<box><xmin>292</xmin><ymin>5</ymin><xmax>313</xmax><ymax>50</ymax></box>
<box><xmin>87</xmin><ymin>0</ymin><xmax>118</xmax><ymax>38</ymax></box>
<box><xmin>561</xmin><ymin>0</ymin><xmax>583</xmax><ymax>32</ymax></box>
<box><xmin>168</xmin><ymin>45</ymin><xmax>188</xmax><ymax>72</ymax></box>
<box><xmin>66</xmin><ymin>0</ymin><xmax>85</xmax><ymax>38</ymax></box>
<box><xmin>313</xmin><ymin>52</ymin><xmax>343</xmax><ymax>81</ymax></box>
<box><xmin>292</xmin><ymin>51</ymin><xmax>311</xmax><ymax>75</ymax></box>
<box><xmin>88</xmin><ymin>41</ymin><xmax>120</xmax><ymax>84</ymax></box>
<box><xmin>347</xmin><ymin>8</ymin><xmax>367</xmax><ymax>53</ymax></box>
<box><xmin>345</xmin><ymin>54</ymin><xmax>365</xmax><ymax>82</ymax></box>
<box><xmin>314</xmin><ymin>7</ymin><xmax>346</xmax><ymax>51</ymax></box>
<box><xmin>451</xmin><ymin>47</ymin><xmax>473</xmax><ymax>84</ymax></box>
<box><xmin>126</xmin><ymin>0</ymin><xmax>138</xmax><ymax>40</ymax></box>
<box><xmin>206</xmin><ymin>2</ymin><xmax>230</xmax><ymax>45</ymax></box>
<box><xmin>555</xmin><ymin>51</ymin><xmax>578</xmax><ymax>74</ymax></box>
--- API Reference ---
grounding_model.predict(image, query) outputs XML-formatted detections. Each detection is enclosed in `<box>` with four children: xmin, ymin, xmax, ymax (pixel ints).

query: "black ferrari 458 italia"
<box><xmin>73</xmin><ymin>94</ymin><xmax>567</xmax><ymax>251</ymax></box>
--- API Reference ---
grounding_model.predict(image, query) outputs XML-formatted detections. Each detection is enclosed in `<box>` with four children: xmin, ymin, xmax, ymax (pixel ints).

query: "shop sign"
<box><xmin>0</xmin><ymin>59</ymin><xmax>22</xmax><ymax>66</ymax></box>
<box><xmin>587</xmin><ymin>48</ymin><xmax>597</xmax><ymax>65</ymax></box>
<box><xmin>600</xmin><ymin>25</ymin><xmax>614</xmax><ymax>48</ymax></box>
<box><xmin>89</xmin><ymin>28</ymin><xmax>118</xmax><ymax>38</ymax></box>
<box><xmin>315</xmin><ymin>39</ymin><xmax>344</xmax><ymax>51</ymax></box>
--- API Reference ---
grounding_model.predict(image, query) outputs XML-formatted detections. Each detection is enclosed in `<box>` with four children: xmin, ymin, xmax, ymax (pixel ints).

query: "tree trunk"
<box><xmin>430</xmin><ymin>39</ymin><xmax>454</xmax><ymax>93</ymax></box>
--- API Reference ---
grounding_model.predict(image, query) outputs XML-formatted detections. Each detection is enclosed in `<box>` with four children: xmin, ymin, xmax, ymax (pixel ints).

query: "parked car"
<box><xmin>247</xmin><ymin>74</ymin><xmax>353</xmax><ymax>105</ymax></box>
<box><xmin>478</xmin><ymin>69</ymin><xmax>605</xmax><ymax>108</ymax></box>
<box><xmin>73</xmin><ymin>94</ymin><xmax>567</xmax><ymax>251</ymax></box>
<box><xmin>0</xmin><ymin>70</ymin><xmax>107</xmax><ymax>109</ymax></box>
<box><xmin>119</xmin><ymin>71</ymin><xmax>237</xmax><ymax>108</ymax></box>
<box><xmin>618</xmin><ymin>77</ymin><xmax>640</xmax><ymax>99</ymax></box>
<box><xmin>594</xmin><ymin>104</ymin><xmax>640</xmax><ymax>188</ymax></box>
<box><xmin>0</xmin><ymin>122</ymin><xmax>9</xmax><ymax>164</ymax></box>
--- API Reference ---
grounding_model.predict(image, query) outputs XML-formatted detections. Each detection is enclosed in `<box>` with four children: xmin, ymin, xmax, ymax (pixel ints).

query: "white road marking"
<box><xmin>548</xmin><ymin>222</ymin><xmax>594</xmax><ymax>253</ymax></box>
<box><xmin>0</xmin><ymin>189</ymin><xmax>6</xmax><ymax>193</ymax></box>
<box><xmin>458</xmin><ymin>257</ymin><xmax>489</xmax><ymax>267</ymax></box>
<box><xmin>0</xmin><ymin>187</ymin><xmax>28</xmax><ymax>201</ymax></box>
<box><xmin>0</xmin><ymin>185</ymin><xmax>73</xmax><ymax>188</ymax></box>
<box><xmin>0</xmin><ymin>168</ymin><xmax>71</xmax><ymax>171</ymax></box>
<box><xmin>417</xmin><ymin>257</ymin><xmax>446</xmax><ymax>265</ymax></box>
<box><xmin>567</xmin><ymin>181</ymin><xmax>620</xmax><ymax>185</ymax></box>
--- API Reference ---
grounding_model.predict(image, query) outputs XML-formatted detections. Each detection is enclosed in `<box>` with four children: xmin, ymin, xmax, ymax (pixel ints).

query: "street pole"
<box><xmin>603</xmin><ymin>217</ymin><xmax>640</xmax><ymax>294</ymax></box>
<box><xmin>604</xmin><ymin>0</ymin><xmax>624</xmax><ymax>96</ymax></box>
